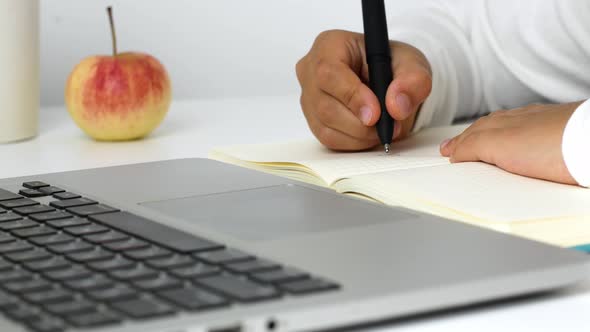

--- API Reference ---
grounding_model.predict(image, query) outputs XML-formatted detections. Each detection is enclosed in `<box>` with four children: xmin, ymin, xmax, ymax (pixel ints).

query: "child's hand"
<box><xmin>440</xmin><ymin>102</ymin><xmax>583</xmax><ymax>185</ymax></box>
<box><xmin>296</xmin><ymin>30</ymin><xmax>432</xmax><ymax>151</ymax></box>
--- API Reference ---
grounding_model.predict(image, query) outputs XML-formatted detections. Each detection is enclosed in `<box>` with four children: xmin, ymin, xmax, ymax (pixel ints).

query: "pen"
<box><xmin>361</xmin><ymin>0</ymin><xmax>394</xmax><ymax>153</ymax></box>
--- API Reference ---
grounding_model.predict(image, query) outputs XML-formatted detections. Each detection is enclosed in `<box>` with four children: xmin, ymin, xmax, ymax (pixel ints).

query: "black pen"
<box><xmin>362</xmin><ymin>0</ymin><xmax>394</xmax><ymax>153</ymax></box>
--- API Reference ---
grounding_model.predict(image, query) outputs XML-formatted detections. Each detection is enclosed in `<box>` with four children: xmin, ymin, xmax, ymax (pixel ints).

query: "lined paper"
<box><xmin>210</xmin><ymin>125</ymin><xmax>465</xmax><ymax>185</ymax></box>
<box><xmin>344</xmin><ymin>162</ymin><xmax>590</xmax><ymax>223</ymax></box>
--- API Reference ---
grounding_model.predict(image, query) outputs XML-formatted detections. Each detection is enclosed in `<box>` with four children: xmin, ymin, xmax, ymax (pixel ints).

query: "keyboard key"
<box><xmin>4</xmin><ymin>278</ymin><xmax>53</xmax><ymax>293</ymax></box>
<box><xmin>66</xmin><ymin>204</ymin><xmax>119</xmax><ymax>217</ymax></box>
<box><xmin>195</xmin><ymin>248</ymin><xmax>254</xmax><ymax>265</ymax></box>
<box><xmin>133</xmin><ymin>274</ymin><xmax>183</xmax><ymax>291</ymax></box>
<box><xmin>0</xmin><ymin>258</ymin><xmax>14</xmax><ymax>270</ymax></box>
<box><xmin>169</xmin><ymin>263</ymin><xmax>220</xmax><ymax>279</ymax></box>
<box><xmin>84</xmin><ymin>230</ymin><xmax>129</xmax><ymax>244</ymax></box>
<box><xmin>46</xmin><ymin>299</ymin><xmax>96</xmax><ymax>316</ymax></box>
<box><xmin>124</xmin><ymin>246</ymin><xmax>172</xmax><ymax>260</ymax></box>
<box><xmin>87</xmin><ymin>284</ymin><xmax>139</xmax><ymax>303</ymax></box>
<box><xmin>67</xmin><ymin>248</ymin><xmax>115</xmax><ymax>263</ymax></box>
<box><xmin>111</xmin><ymin>297</ymin><xmax>174</xmax><ymax>319</ymax></box>
<box><xmin>52</xmin><ymin>192</ymin><xmax>81</xmax><ymax>200</ymax></box>
<box><xmin>0</xmin><ymin>212</ymin><xmax>24</xmax><ymax>223</ymax></box>
<box><xmin>44</xmin><ymin>266</ymin><xmax>92</xmax><ymax>281</ymax></box>
<box><xmin>5</xmin><ymin>248</ymin><xmax>52</xmax><ymax>262</ymax></box>
<box><xmin>64</xmin><ymin>224</ymin><xmax>109</xmax><ymax>236</ymax></box>
<box><xmin>225</xmin><ymin>259</ymin><xmax>281</xmax><ymax>274</ymax></box>
<box><xmin>146</xmin><ymin>254</ymin><xmax>194</xmax><ymax>270</ymax></box>
<box><xmin>0</xmin><ymin>232</ymin><xmax>16</xmax><ymax>244</ymax></box>
<box><xmin>65</xmin><ymin>275</ymin><xmax>114</xmax><ymax>291</ymax></box>
<box><xmin>48</xmin><ymin>240</ymin><xmax>93</xmax><ymax>254</ymax></box>
<box><xmin>29</xmin><ymin>211</ymin><xmax>73</xmax><ymax>222</ymax></box>
<box><xmin>22</xmin><ymin>181</ymin><xmax>50</xmax><ymax>189</ymax></box>
<box><xmin>158</xmin><ymin>286</ymin><xmax>229</xmax><ymax>310</ymax></box>
<box><xmin>66</xmin><ymin>309</ymin><xmax>121</xmax><ymax>328</ymax></box>
<box><xmin>279</xmin><ymin>278</ymin><xmax>339</xmax><ymax>295</ymax></box>
<box><xmin>18</xmin><ymin>188</ymin><xmax>47</xmax><ymax>198</ymax></box>
<box><xmin>46</xmin><ymin>217</ymin><xmax>89</xmax><ymax>228</ymax></box>
<box><xmin>25</xmin><ymin>257</ymin><xmax>71</xmax><ymax>272</ymax></box>
<box><xmin>196</xmin><ymin>274</ymin><xmax>280</xmax><ymax>302</ymax></box>
<box><xmin>38</xmin><ymin>186</ymin><xmax>65</xmax><ymax>195</ymax></box>
<box><xmin>0</xmin><ymin>268</ymin><xmax>33</xmax><ymax>283</ymax></box>
<box><xmin>0</xmin><ymin>291</ymin><xmax>20</xmax><ymax>310</ymax></box>
<box><xmin>0</xmin><ymin>188</ymin><xmax>23</xmax><ymax>201</ymax></box>
<box><xmin>4</xmin><ymin>304</ymin><xmax>43</xmax><ymax>322</ymax></box>
<box><xmin>103</xmin><ymin>238</ymin><xmax>149</xmax><ymax>252</ymax></box>
<box><xmin>0</xmin><ymin>207</ymin><xmax>5</xmax><ymax>214</ymax></box>
<box><xmin>250</xmin><ymin>267</ymin><xmax>309</xmax><ymax>284</ymax></box>
<box><xmin>50</xmin><ymin>198</ymin><xmax>97</xmax><ymax>209</ymax></box>
<box><xmin>24</xmin><ymin>288</ymin><xmax>74</xmax><ymax>305</ymax></box>
<box><xmin>0</xmin><ymin>219</ymin><xmax>38</xmax><ymax>230</ymax></box>
<box><xmin>0</xmin><ymin>198</ymin><xmax>39</xmax><ymax>209</ymax></box>
<box><xmin>0</xmin><ymin>241</ymin><xmax>34</xmax><ymax>253</ymax></box>
<box><xmin>29</xmin><ymin>233</ymin><xmax>74</xmax><ymax>246</ymax></box>
<box><xmin>90</xmin><ymin>211</ymin><xmax>223</xmax><ymax>253</ymax></box>
<box><xmin>13</xmin><ymin>204</ymin><xmax>55</xmax><ymax>215</ymax></box>
<box><xmin>12</xmin><ymin>225</ymin><xmax>57</xmax><ymax>238</ymax></box>
<box><xmin>26</xmin><ymin>316</ymin><xmax>67</xmax><ymax>332</ymax></box>
<box><xmin>88</xmin><ymin>256</ymin><xmax>135</xmax><ymax>271</ymax></box>
<box><xmin>109</xmin><ymin>265</ymin><xmax>159</xmax><ymax>281</ymax></box>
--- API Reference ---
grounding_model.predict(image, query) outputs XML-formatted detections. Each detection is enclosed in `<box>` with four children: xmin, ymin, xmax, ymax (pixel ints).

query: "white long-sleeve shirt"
<box><xmin>388</xmin><ymin>0</ymin><xmax>590</xmax><ymax>185</ymax></box>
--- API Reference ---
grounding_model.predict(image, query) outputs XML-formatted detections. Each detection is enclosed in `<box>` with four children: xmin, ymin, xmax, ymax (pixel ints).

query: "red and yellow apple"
<box><xmin>65</xmin><ymin>7</ymin><xmax>171</xmax><ymax>141</ymax></box>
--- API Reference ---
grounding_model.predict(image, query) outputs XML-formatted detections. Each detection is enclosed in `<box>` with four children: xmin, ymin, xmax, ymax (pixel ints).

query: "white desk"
<box><xmin>2</xmin><ymin>96</ymin><xmax>589</xmax><ymax>331</ymax></box>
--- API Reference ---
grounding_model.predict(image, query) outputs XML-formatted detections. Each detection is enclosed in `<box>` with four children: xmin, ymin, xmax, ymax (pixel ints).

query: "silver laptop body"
<box><xmin>0</xmin><ymin>158</ymin><xmax>587</xmax><ymax>332</ymax></box>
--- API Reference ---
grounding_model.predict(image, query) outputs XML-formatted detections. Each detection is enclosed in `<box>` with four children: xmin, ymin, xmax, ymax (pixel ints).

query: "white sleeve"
<box><xmin>387</xmin><ymin>0</ymin><xmax>590</xmax><ymax>132</ymax></box>
<box><xmin>387</xmin><ymin>1</ymin><xmax>482</xmax><ymax>131</ymax></box>
<box><xmin>562</xmin><ymin>99</ymin><xmax>590</xmax><ymax>187</ymax></box>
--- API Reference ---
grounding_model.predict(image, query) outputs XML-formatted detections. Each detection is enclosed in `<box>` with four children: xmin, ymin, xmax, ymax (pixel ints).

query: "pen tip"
<box><xmin>384</xmin><ymin>144</ymin><xmax>390</xmax><ymax>154</ymax></box>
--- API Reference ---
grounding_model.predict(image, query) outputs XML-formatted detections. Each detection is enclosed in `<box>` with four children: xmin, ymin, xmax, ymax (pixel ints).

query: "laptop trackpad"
<box><xmin>140</xmin><ymin>184</ymin><xmax>413</xmax><ymax>242</ymax></box>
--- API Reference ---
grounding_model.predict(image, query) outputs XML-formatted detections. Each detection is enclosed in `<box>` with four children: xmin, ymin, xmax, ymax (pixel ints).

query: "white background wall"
<box><xmin>41</xmin><ymin>0</ymin><xmax>429</xmax><ymax>107</ymax></box>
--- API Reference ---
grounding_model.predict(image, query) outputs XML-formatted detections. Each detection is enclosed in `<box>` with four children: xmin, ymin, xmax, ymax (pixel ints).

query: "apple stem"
<box><xmin>107</xmin><ymin>6</ymin><xmax>118</xmax><ymax>57</ymax></box>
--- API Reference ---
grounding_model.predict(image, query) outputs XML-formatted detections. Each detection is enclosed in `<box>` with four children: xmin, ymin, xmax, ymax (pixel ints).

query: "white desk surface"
<box><xmin>1</xmin><ymin>96</ymin><xmax>589</xmax><ymax>331</ymax></box>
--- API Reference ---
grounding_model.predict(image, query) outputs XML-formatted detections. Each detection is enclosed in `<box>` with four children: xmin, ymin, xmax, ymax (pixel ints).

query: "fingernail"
<box><xmin>360</xmin><ymin>106</ymin><xmax>372</xmax><ymax>125</ymax></box>
<box><xmin>396</xmin><ymin>93</ymin><xmax>412</xmax><ymax>118</ymax></box>
<box><xmin>440</xmin><ymin>139</ymin><xmax>451</xmax><ymax>150</ymax></box>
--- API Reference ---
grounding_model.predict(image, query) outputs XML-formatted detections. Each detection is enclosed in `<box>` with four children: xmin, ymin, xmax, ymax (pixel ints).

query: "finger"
<box><xmin>315</xmin><ymin>61</ymin><xmax>381</xmax><ymax>126</ymax></box>
<box><xmin>385</xmin><ymin>67</ymin><xmax>432</xmax><ymax>121</ymax></box>
<box><xmin>449</xmin><ymin>131</ymin><xmax>496</xmax><ymax>164</ymax></box>
<box><xmin>313</xmin><ymin>92</ymin><xmax>379</xmax><ymax>140</ymax></box>
<box><xmin>440</xmin><ymin>114</ymin><xmax>505</xmax><ymax>156</ymax></box>
<box><xmin>440</xmin><ymin>126</ymin><xmax>469</xmax><ymax>157</ymax></box>
<box><xmin>393</xmin><ymin>121</ymin><xmax>403</xmax><ymax>140</ymax></box>
<box><xmin>385</xmin><ymin>44</ymin><xmax>432</xmax><ymax>121</ymax></box>
<box><xmin>301</xmin><ymin>99</ymin><xmax>379</xmax><ymax>151</ymax></box>
<box><xmin>312</xmin><ymin>122</ymin><xmax>380</xmax><ymax>151</ymax></box>
<box><xmin>440</xmin><ymin>130</ymin><xmax>467</xmax><ymax>157</ymax></box>
<box><xmin>439</xmin><ymin>137</ymin><xmax>454</xmax><ymax>157</ymax></box>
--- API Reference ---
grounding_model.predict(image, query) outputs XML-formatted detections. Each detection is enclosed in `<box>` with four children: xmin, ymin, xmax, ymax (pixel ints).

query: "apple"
<box><xmin>65</xmin><ymin>7</ymin><xmax>171</xmax><ymax>141</ymax></box>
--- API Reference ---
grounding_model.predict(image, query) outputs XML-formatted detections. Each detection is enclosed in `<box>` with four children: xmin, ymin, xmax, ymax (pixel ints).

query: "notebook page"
<box><xmin>210</xmin><ymin>125</ymin><xmax>467</xmax><ymax>185</ymax></box>
<box><xmin>340</xmin><ymin>162</ymin><xmax>590</xmax><ymax>223</ymax></box>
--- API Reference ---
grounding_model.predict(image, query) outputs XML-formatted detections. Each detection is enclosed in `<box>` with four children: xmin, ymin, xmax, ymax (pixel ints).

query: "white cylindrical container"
<box><xmin>0</xmin><ymin>0</ymin><xmax>39</xmax><ymax>143</ymax></box>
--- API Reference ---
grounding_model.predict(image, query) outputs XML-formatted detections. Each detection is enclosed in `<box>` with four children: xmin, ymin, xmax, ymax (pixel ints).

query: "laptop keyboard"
<box><xmin>0</xmin><ymin>182</ymin><xmax>340</xmax><ymax>332</ymax></box>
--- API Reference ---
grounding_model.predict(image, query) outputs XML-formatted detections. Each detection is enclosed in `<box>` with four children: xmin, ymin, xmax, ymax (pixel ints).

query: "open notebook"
<box><xmin>210</xmin><ymin>125</ymin><xmax>590</xmax><ymax>247</ymax></box>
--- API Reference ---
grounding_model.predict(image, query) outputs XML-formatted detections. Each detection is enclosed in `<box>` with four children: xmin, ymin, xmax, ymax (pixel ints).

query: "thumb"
<box><xmin>385</xmin><ymin>66</ymin><xmax>432</xmax><ymax>121</ymax></box>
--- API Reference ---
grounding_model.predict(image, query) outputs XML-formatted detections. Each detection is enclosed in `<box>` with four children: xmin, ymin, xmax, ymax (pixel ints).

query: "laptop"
<box><xmin>0</xmin><ymin>158</ymin><xmax>587</xmax><ymax>332</ymax></box>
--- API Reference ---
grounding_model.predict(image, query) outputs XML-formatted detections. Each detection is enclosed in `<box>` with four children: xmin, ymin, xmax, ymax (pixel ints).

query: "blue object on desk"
<box><xmin>572</xmin><ymin>244</ymin><xmax>590</xmax><ymax>253</ymax></box>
